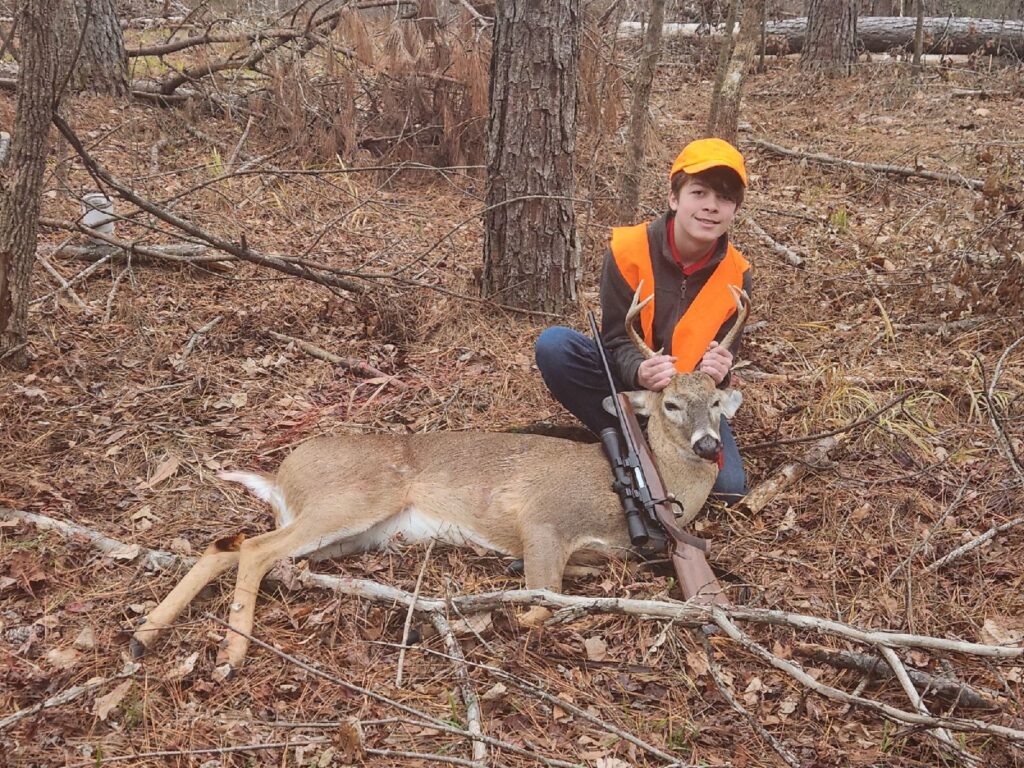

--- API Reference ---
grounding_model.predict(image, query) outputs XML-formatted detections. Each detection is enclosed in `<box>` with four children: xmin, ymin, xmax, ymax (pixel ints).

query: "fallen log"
<box><xmin>621</xmin><ymin>17</ymin><xmax>1024</xmax><ymax>56</ymax></box>
<box><xmin>764</xmin><ymin>16</ymin><xmax>1024</xmax><ymax>56</ymax></box>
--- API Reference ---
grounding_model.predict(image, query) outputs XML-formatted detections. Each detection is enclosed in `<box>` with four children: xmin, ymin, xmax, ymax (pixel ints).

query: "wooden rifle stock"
<box><xmin>617</xmin><ymin>394</ymin><xmax>729</xmax><ymax>607</ymax></box>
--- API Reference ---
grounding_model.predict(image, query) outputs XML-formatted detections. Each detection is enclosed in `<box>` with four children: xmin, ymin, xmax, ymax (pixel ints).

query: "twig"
<box><xmin>749</xmin><ymin>137</ymin><xmax>985</xmax><ymax>190</ymax></box>
<box><xmin>30</xmin><ymin>251</ymin><xmax>114</xmax><ymax>306</ymax></box>
<box><xmin>699</xmin><ymin>633</ymin><xmax>800</xmax><ymax>767</ymax></box>
<box><xmin>0</xmin><ymin>662</ymin><xmax>139</xmax><ymax>732</ymax></box>
<box><xmin>225</xmin><ymin>115</ymin><xmax>254</xmax><ymax>174</ymax></box>
<box><xmin>891</xmin><ymin>480</ymin><xmax>969</xmax><ymax>578</ymax></box>
<box><xmin>266</xmin><ymin>330</ymin><xmax>407</xmax><ymax>386</ymax></box>
<box><xmin>1</xmin><ymin>508</ymin><xmax>187</xmax><ymax>571</ymax></box>
<box><xmin>67</xmin><ymin>740</ymin><xmax>484</xmax><ymax>768</ymax></box>
<box><xmin>710</xmin><ymin>607</ymin><xmax>1024</xmax><ymax>743</ymax></box>
<box><xmin>927</xmin><ymin>514</ymin><xmax>1024</xmax><ymax>572</ymax></box>
<box><xmin>744</xmin><ymin>391</ymin><xmax>913</xmax><ymax>451</ymax></box>
<box><xmin>743</xmin><ymin>216</ymin><xmax>803</xmax><ymax>267</ymax></box>
<box><xmin>986</xmin><ymin>336</ymin><xmax>1024</xmax><ymax>478</ymax></box>
<box><xmin>177</xmin><ymin>315</ymin><xmax>223</xmax><ymax>369</ymax></box>
<box><xmin>428</xmin><ymin>611</ymin><xmax>487</xmax><ymax>765</ymax></box>
<box><xmin>104</xmin><ymin>265</ymin><xmax>133</xmax><ymax>323</ymax></box>
<box><xmin>396</xmin><ymin>539</ymin><xmax>436</xmax><ymax>688</ymax></box>
<box><xmin>36</xmin><ymin>253</ymin><xmax>89</xmax><ymax>309</ymax></box>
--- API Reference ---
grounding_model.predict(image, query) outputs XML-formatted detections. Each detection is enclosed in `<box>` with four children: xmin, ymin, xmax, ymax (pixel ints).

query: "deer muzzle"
<box><xmin>692</xmin><ymin>433</ymin><xmax>722</xmax><ymax>462</ymax></box>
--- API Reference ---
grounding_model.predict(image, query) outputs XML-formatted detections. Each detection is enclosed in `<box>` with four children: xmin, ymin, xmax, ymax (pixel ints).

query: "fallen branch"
<box><xmin>7</xmin><ymin>507</ymin><xmax>1023</xmax><ymax>662</ymax></box>
<box><xmin>795</xmin><ymin>643</ymin><xmax>997</xmax><ymax>710</ymax></box>
<box><xmin>927</xmin><ymin>514</ymin><xmax>1024</xmax><ymax>573</ymax></box>
<box><xmin>736</xmin><ymin>435</ymin><xmax>843</xmax><ymax>515</ymax></box>
<box><xmin>0</xmin><ymin>662</ymin><xmax>140</xmax><ymax>732</ymax></box>
<box><xmin>748</xmin><ymin>137</ymin><xmax>985</xmax><ymax>191</ymax></box>
<box><xmin>6</xmin><ymin>508</ymin><xmax>1023</xmax><ymax>746</ymax></box>
<box><xmin>743</xmin><ymin>216</ymin><xmax>803</xmax><ymax>267</ymax></box>
<box><xmin>266</xmin><ymin>330</ymin><xmax>406</xmax><ymax>386</ymax></box>
<box><xmin>36</xmin><ymin>253</ymin><xmax>89</xmax><ymax>310</ymax></box>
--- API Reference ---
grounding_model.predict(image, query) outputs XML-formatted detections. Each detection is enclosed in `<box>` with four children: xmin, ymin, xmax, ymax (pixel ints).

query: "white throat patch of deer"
<box><xmin>131</xmin><ymin>286</ymin><xmax>749</xmax><ymax>672</ymax></box>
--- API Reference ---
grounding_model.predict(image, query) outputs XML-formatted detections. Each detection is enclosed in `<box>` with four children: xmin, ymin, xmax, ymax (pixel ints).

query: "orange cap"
<box><xmin>669</xmin><ymin>138</ymin><xmax>748</xmax><ymax>187</ymax></box>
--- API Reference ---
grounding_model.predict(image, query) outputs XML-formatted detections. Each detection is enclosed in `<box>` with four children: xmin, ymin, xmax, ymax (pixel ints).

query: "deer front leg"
<box><xmin>518</xmin><ymin>527</ymin><xmax>569</xmax><ymax>628</ymax></box>
<box><xmin>131</xmin><ymin>534</ymin><xmax>245</xmax><ymax>657</ymax></box>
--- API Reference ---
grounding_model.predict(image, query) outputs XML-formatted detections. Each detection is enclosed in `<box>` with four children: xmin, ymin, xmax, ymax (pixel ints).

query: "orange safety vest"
<box><xmin>610</xmin><ymin>222</ymin><xmax>749</xmax><ymax>373</ymax></box>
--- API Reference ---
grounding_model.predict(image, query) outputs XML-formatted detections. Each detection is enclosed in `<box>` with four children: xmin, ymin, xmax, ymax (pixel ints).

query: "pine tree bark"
<box><xmin>0</xmin><ymin>0</ymin><xmax>63</xmax><ymax>368</ymax></box>
<box><xmin>619</xmin><ymin>0</ymin><xmax>666</xmax><ymax>216</ymax></box>
<box><xmin>70</xmin><ymin>0</ymin><xmax>128</xmax><ymax>96</ymax></box>
<box><xmin>483</xmin><ymin>0</ymin><xmax>580</xmax><ymax>312</ymax></box>
<box><xmin>799</xmin><ymin>0</ymin><xmax>857</xmax><ymax>76</ymax></box>
<box><xmin>706</xmin><ymin>0</ymin><xmax>765</xmax><ymax>143</ymax></box>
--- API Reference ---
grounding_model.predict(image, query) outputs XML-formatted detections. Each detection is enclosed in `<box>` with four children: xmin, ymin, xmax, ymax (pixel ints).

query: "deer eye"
<box><xmin>664</xmin><ymin>402</ymin><xmax>680</xmax><ymax>412</ymax></box>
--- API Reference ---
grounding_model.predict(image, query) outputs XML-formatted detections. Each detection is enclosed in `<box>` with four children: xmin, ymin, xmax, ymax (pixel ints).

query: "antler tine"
<box><xmin>719</xmin><ymin>284</ymin><xmax>751</xmax><ymax>354</ymax></box>
<box><xmin>625</xmin><ymin>281</ymin><xmax>660</xmax><ymax>360</ymax></box>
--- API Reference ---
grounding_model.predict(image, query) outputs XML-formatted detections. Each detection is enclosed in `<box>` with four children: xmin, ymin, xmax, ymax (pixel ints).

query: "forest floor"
<box><xmin>2</xmin><ymin>41</ymin><xmax>1024</xmax><ymax>768</ymax></box>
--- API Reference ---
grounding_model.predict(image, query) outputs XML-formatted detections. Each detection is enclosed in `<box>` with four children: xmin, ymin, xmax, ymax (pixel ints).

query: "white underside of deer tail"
<box><xmin>218</xmin><ymin>471</ymin><xmax>294</xmax><ymax>527</ymax></box>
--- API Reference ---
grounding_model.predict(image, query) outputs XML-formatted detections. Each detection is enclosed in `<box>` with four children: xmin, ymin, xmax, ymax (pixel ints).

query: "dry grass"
<box><xmin>1</xmin><ymin>33</ymin><xmax>1023</xmax><ymax>768</ymax></box>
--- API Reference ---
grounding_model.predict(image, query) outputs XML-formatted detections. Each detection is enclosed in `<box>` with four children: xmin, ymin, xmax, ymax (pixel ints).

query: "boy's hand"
<box><xmin>699</xmin><ymin>341</ymin><xmax>732</xmax><ymax>384</ymax></box>
<box><xmin>637</xmin><ymin>354</ymin><xmax>678</xmax><ymax>391</ymax></box>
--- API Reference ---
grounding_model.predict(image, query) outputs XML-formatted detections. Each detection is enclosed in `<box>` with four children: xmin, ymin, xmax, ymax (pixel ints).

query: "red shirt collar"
<box><xmin>667</xmin><ymin>218</ymin><xmax>716</xmax><ymax>276</ymax></box>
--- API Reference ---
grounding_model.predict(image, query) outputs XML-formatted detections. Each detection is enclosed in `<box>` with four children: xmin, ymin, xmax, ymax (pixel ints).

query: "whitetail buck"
<box><xmin>131</xmin><ymin>286</ymin><xmax>749</xmax><ymax>672</ymax></box>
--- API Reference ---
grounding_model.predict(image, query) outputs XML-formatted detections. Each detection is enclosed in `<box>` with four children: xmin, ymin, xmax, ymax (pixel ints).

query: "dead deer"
<box><xmin>131</xmin><ymin>286</ymin><xmax>749</xmax><ymax>672</ymax></box>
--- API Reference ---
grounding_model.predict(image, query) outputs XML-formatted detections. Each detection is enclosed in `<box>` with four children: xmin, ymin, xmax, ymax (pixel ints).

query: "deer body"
<box><xmin>131</xmin><ymin>286</ymin><xmax>748</xmax><ymax>672</ymax></box>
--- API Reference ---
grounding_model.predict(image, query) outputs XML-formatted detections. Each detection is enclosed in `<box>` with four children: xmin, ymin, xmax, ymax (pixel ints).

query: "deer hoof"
<box><xmin>212</xmin><ymin>662</ymin><xmax>235</xmax><ymax>682</ymax></box>
<box><xmin>128</xmin><ymin>636</ymin><xmax>148</xmax><ymax>659</ymax></box>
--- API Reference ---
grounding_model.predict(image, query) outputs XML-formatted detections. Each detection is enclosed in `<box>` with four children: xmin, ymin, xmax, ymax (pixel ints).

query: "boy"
<box><xmin>535</xmin><ymin>137</ymin><xmax>752</xmax><ymax>503</ymax></box>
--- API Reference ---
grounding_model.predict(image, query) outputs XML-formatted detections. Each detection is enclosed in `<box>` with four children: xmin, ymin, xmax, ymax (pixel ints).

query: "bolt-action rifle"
<box><xmin>588</xmin><ymin>311</ymin><xmax>729</xmax><ymax>606</ymax></box>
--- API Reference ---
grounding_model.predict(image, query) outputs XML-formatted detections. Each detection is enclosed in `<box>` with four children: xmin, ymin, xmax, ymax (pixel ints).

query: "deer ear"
<box><xmin>720</xmin><ymin>388</ymin><xmax>743</xmax><ymax>419</ymax></box>
<box><xmin>603</xmin><ymin>391</ymin><xmax>653</xmax><ymax>417</ymax></box>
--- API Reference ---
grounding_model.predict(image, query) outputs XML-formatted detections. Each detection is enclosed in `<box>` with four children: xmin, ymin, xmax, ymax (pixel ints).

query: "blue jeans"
<box><xmin>535</xmin><ymin>326</ymin><xmax>747</xmax><ymax>502</ymax></box>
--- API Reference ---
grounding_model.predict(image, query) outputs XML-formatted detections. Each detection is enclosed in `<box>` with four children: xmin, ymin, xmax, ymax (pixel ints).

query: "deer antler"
<box><xmin>719</xmin><ymin>284</ymin><xmax>751</xmax><ymax>353</ymax></box>
<box><xmin>625</xmin><ymin>281</ymin><xmax>660</xmax><ymax>359</ymax></box>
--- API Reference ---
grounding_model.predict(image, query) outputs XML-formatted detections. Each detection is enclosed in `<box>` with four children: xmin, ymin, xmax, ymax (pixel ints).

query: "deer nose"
<box><xmin>692</xmin><ymin>434</ymin><xmax>721</xmax><ymax>461</ymax></box>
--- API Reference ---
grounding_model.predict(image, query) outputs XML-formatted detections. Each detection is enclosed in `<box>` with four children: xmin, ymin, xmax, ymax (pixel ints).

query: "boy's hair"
<box><xmin>671</xmin><ymin>166</ymin><xmax>745</xmax><ymax>208</ymax></box>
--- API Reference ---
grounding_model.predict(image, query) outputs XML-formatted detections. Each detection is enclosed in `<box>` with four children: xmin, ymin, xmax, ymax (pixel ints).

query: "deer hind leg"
<box><xmin>213</xmin><ymin>504</ymin><xmax>394</xmax><ymax>672</ymax></box>
<box><xmin>131</xmin><ymin>533</ymin><xmax>245</xmax><ymax>657</ymax></box>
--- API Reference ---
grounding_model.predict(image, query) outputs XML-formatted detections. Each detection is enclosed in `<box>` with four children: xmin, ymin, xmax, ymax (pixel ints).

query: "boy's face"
<box><xmin>668</xmin><ymin>176</ymin><xmax>739</xmax><ymax>255</ymax></box>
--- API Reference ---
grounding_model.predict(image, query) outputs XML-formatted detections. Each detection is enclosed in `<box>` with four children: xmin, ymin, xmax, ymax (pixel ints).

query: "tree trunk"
<box><xmin>483</xmin><ymin>0</ymin><xmax>580</xmax><ymax>312</ymax></box>
<box><xmin>706</xmin><ymin>0</ymin><xmax>738</xmax><ymax>140</ymax></box>
<box><xmin>762</xmin><ymin>17</ymin><xmax>1024</xmax><ymax>57</ymax></box>
<box><xmin>912</xmin><ymin>0</ymin><xmax>925</xmax><ymax>71</ymax></box>
<box><xmin>618</xmin><ymin>0</ymin><xmax>666</xmax><ymax>217</ymax></box>
<box><xmin>0</xmin><ymin>0</ymin><xmax>62</xmax><ymax>368</ymax></box>
<box><xmin>70</xmin><ymin>0</ymin><xmax>129</xmax><ymax>96</ymax></box>
<box><xmin>706</xmin><ymin>0</ymin><xmax>765</xmax><ymax>143</ymax></box>
<box><xmin>800</xmin><ymin>0</ymin><xmax>857</xmax><ymax>76</ymax></box>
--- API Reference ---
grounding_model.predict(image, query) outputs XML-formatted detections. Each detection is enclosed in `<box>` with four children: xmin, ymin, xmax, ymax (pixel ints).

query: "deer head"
<box><xmin>607</xmin><ymin>282</ymin><xmax>749</xmax><ymax>464</ymax></box>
